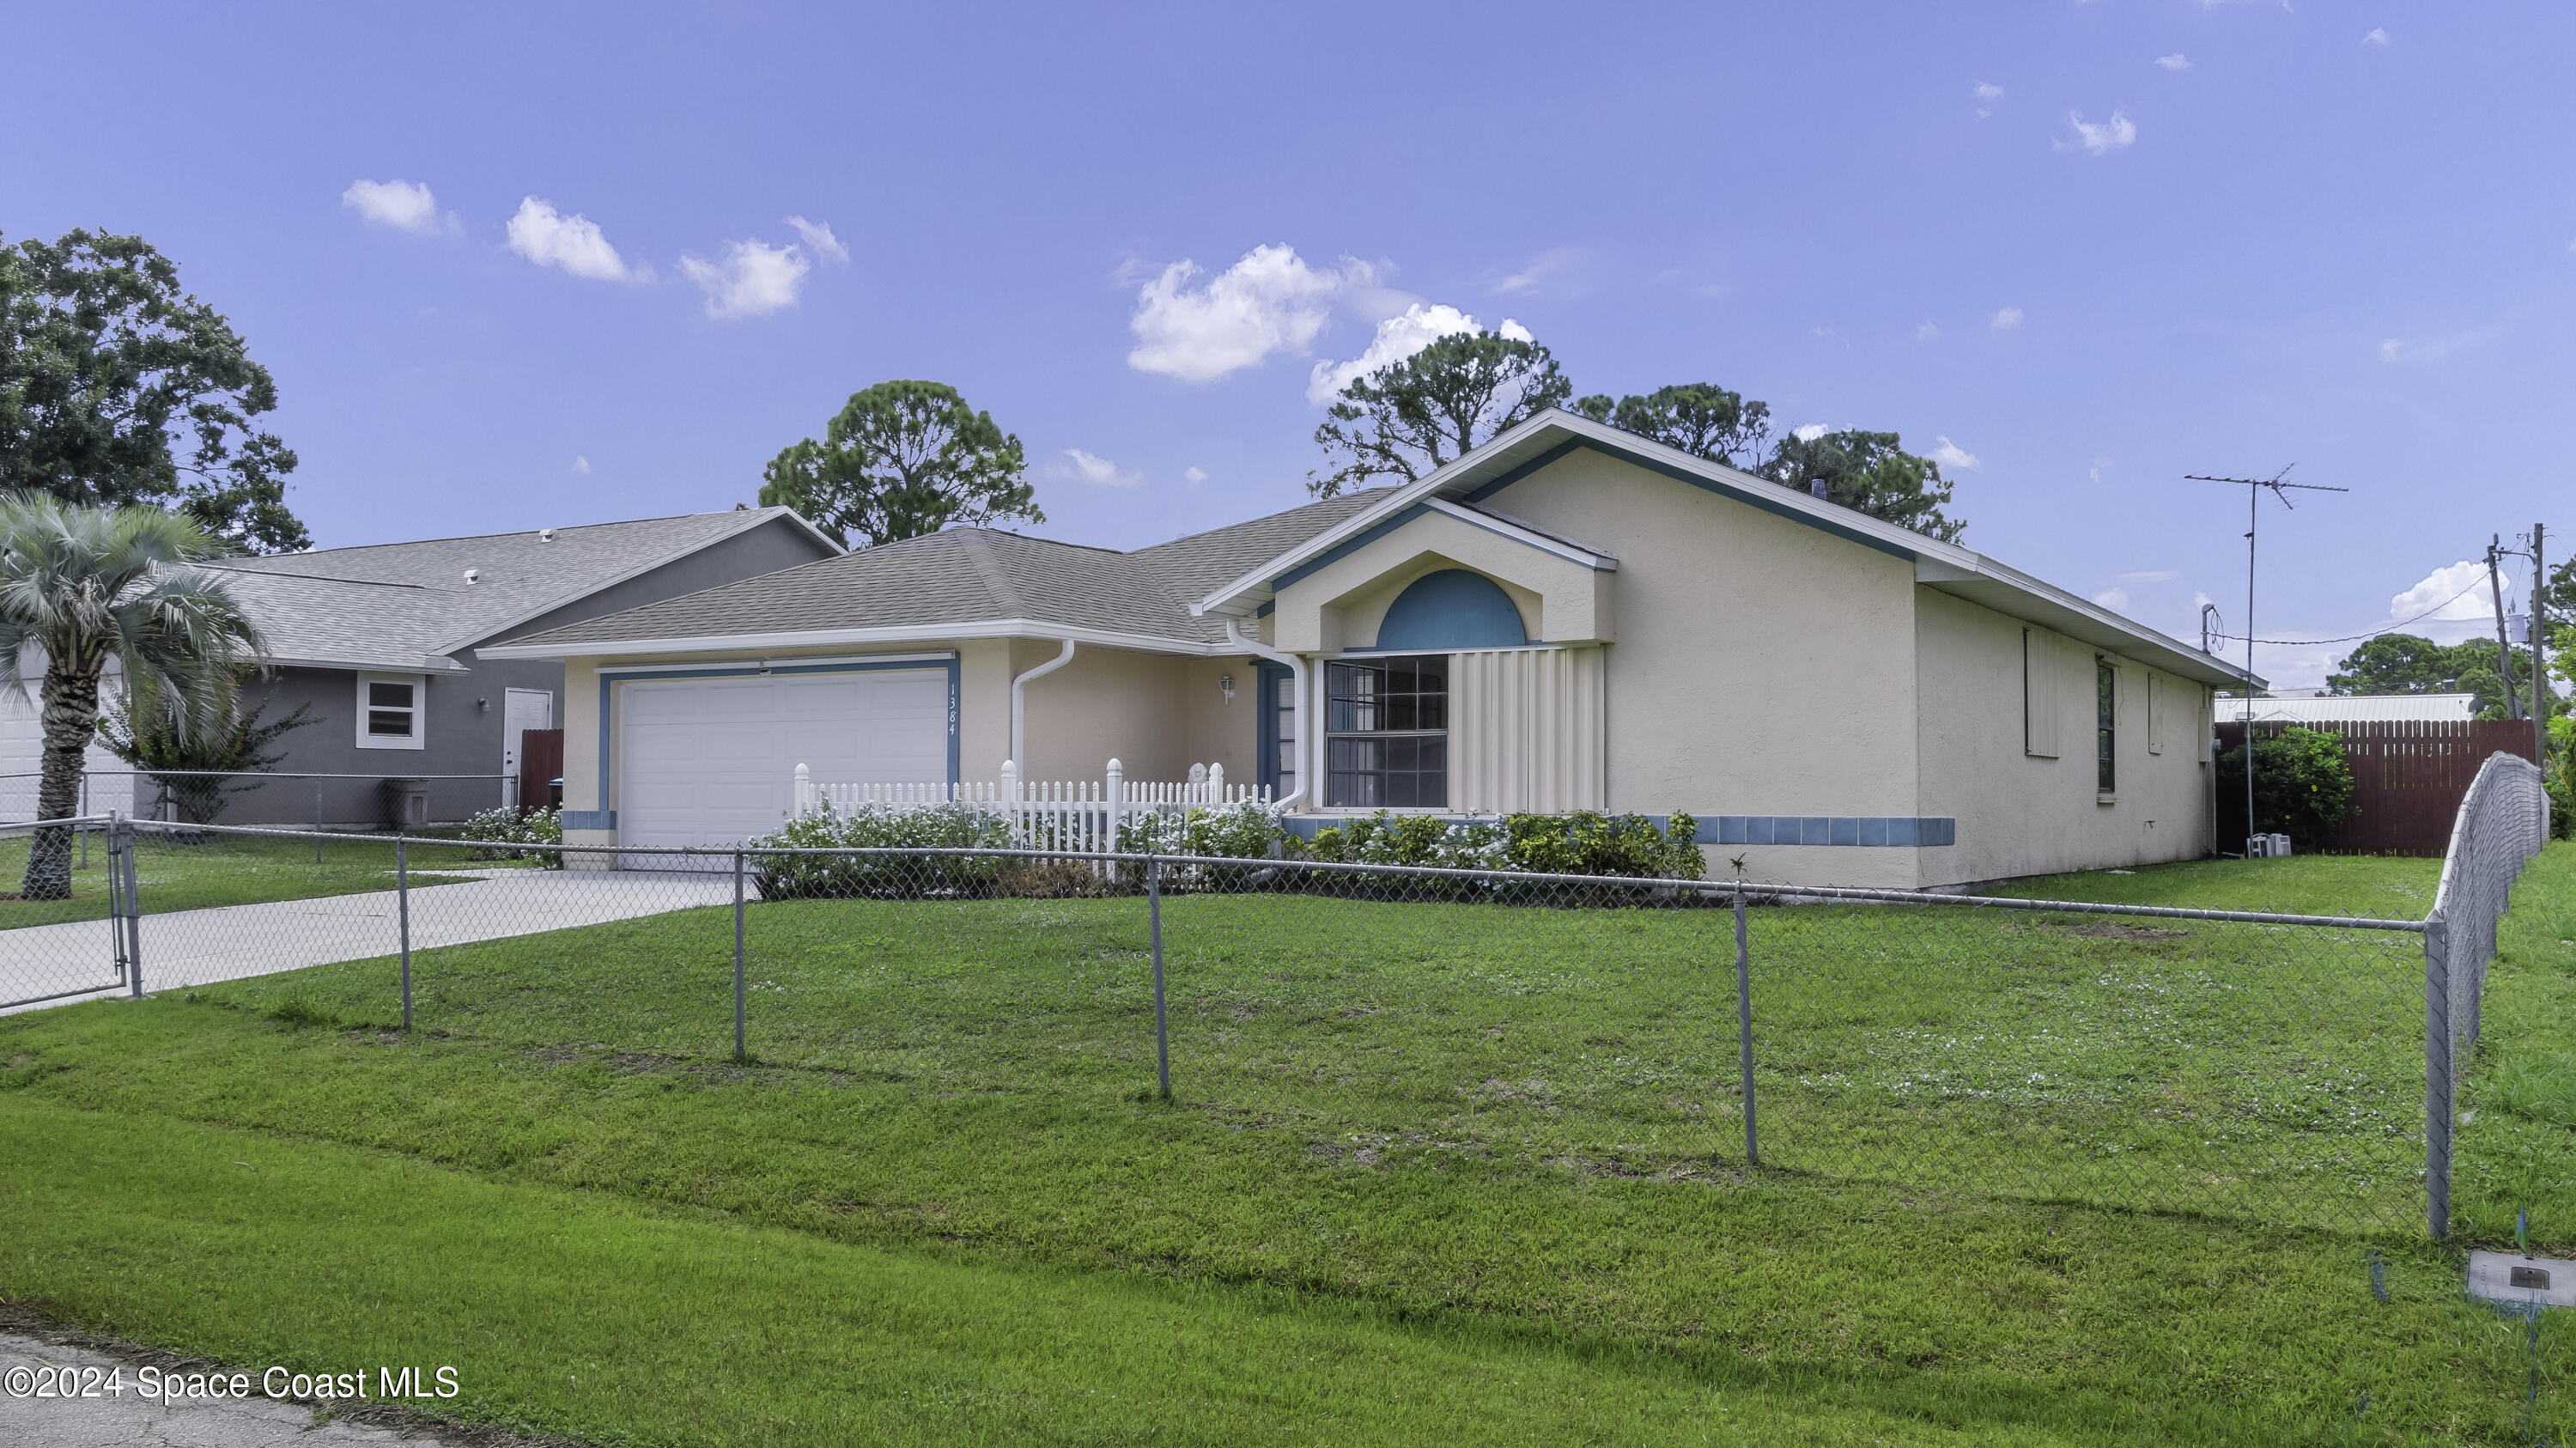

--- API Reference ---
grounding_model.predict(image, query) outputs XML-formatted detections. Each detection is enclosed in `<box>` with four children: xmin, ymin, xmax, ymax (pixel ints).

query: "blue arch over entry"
<box><xmin>1374</xmin><ymin>569</ymin><xmax>1528</xmax><ymax>651</ymax></box>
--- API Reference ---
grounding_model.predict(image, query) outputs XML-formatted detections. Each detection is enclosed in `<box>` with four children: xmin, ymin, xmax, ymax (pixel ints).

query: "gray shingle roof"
<box><xmin>214</xmin><ymin>508</ymin><xmax>814</xmax><ymax>670</ymax></box>
<box><xmin>504</xmin><ymin>490</ymin><xmax>1394</xmax><ymax>652</ymax></box>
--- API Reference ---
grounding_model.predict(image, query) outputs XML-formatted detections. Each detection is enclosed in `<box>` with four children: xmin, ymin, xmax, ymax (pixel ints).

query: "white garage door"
<box><xmin>617</xmin><ymin>668</ymin><xmax>950</xmax><ymax>850</ymax></box>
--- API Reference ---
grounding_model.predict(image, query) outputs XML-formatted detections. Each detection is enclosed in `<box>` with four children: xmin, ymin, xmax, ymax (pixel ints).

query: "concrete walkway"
<box><xmin>0</xmin><ymin>869</ymin><xmax>739</xmax><ymax>1015</ymax></box>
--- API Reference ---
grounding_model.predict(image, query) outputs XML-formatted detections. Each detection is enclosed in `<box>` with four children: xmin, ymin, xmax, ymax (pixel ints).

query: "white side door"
<box><xmin>501</xmin><ymin>688</ymin><xmax>556</xmax><ymax>810</ymax></box>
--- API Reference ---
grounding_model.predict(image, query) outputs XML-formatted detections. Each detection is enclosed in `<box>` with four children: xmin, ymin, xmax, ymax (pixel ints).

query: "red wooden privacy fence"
<box><xmin>519</xmin><ymin>729</ymin><xmax>565</xmax><ymax>812</ymax></box>
<box><xmin>2214</xmin><ymin>718</ymin><xmax>2537</xmax><ymax>856</ymax></box>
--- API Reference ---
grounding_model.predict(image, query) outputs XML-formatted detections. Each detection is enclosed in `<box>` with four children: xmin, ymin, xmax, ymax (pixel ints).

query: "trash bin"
<box><xmin>382</xmin><ymin>777</ymin><xmax>431</xmax><ymax>830</ymax></box>
<box><xmin>548</xmin><ymin>776</ymin><xmax>563</xmax><ymax>810</ymax></box>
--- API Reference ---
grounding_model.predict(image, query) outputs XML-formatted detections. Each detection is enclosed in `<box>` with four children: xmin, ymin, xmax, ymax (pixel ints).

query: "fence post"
<box><xmin>1150</xmin><ymin>855</ymin><xmax>1170</xmax><ymax>1100</ymax></box>
<box><xmin>1735</xmin><ymin>885</ymin><xmax>1756</xmax><ymax>1168</ymax></box>
<box><xmin>733</xmin><ymin>849</ymin><xmax>747</xmax><ymax>1063</ymax></box>
<box><xmin>397</xmin><ymin>835</ymin><xmax>412</xmax><ymax>1031</ymax></box>
<box><xmin>2425</xmin><ymin>912</ymin><xmax>2453</xmax><ymax>1242</ymax></box>
<box><xmin>120</xmin><ymin>818</ymin><xmax>143</xmax><ymax>1000</ymax></box>
<box><xmin>105</xmin><ymin>813</ymin><xmax>127</xmax><ymax>989</ymax></box>
<box><xmin>1106</xmin><ymin>757</ymin><xmax>1126</xmax><ymax>864</ymax></box>
<box><xmin>793</xmin><ymin>763</ymin><xmax>811</xmax><ymax>819</ymax></box>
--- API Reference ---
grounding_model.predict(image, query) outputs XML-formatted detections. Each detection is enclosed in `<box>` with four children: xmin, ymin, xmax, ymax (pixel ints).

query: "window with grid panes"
<box><xmin>1326</xmin><ymin>654</ymin><xmax>1447</xmax><ymax>807</ymax></box>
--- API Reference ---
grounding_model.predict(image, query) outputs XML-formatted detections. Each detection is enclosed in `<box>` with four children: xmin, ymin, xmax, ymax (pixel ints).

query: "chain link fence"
<box><xmin>0</xmin><ymin>755</ymin><xmax>2549</xmax><ymax>1239</ymax></box>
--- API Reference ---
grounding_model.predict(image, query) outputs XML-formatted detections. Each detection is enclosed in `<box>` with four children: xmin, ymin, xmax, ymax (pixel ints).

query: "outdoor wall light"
<box><xmin>1219</xmin><ymin>673</ymin><xmax>1236</xmax><ymax>703</ymax></box>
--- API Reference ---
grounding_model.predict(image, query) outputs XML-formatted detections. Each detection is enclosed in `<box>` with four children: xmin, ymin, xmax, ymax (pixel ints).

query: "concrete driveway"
<box><xmin>0</xmin><ymin>868</ymin><xmax>741</xmax><ymax>1016</ymax></box>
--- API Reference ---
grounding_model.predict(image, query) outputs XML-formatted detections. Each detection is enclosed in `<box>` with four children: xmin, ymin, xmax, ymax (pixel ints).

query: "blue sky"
<box><xmin>8</xmin><ymin>2</ymin><xmax>2567</xmax><ymax>687</ymax></box>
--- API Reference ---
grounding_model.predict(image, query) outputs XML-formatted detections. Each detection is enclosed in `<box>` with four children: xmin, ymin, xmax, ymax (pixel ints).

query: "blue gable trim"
<box><xmin>1461</xmin><ymin>441</ymin><xmax>1918</xmax><ymax>563</ymax></box>
<box><xmin>592</xmin><ymin>654</ymin><xmax>961</xmax><ymax>838</ymax></box>
<box><xmin>1273</xmin><ymin>504</ymin><xmax>1431</xmax><ymax>592</ymax></box>
<box><xmin>1375</xmin><ymin>569</ymin><xmax>1528</xmax><ymax>651</ymax></box>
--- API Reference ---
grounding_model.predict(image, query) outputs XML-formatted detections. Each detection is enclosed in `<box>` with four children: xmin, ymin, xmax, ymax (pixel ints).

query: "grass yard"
<box><xmin>1</xmin><ymin>847</ymin><xmax>2568</xmax><ymax>1444</ymax></box>
<box><xmin>0</xmin><ymin>828</ymin><xmax>501</xmax><ymax>929</ymax></box>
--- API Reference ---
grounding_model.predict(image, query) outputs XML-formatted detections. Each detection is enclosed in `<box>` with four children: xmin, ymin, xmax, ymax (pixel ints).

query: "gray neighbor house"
<box><xmin>159</xmin><ymin>507</ymin><xmax>838</xmax><ymax>827</ymax></box>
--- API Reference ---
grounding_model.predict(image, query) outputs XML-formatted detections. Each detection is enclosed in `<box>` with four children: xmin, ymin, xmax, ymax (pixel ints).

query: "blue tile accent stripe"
<box><xmin>1703</xmin><ymin>816</ymin><xmax>1955</xmax><ymax>847</ymax></box>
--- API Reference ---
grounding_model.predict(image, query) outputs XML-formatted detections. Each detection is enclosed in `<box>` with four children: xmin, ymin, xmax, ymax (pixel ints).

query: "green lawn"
<box><xmin>0</xmin><ymin>829</ymin><xmax>500</xmax><ymax>928</ymax></box>
<box><xmin>0</xmin><ymin>848</ymin><xmax>2567</xmax><ymax>1445</ymax></box>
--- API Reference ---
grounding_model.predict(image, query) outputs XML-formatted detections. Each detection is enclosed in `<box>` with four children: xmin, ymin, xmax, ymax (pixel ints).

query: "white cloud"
<box><xmin>1973</xmin><ymin>81</ymin><xmax>2004</xmax><ymax>101</ymax></box>
<box><xmin>342</xmin><ymin>179</ymin><xmax>447</xmax><ymax>235</ymax></box>
<box><xmin>2378</xmin><ymin>323</ymin><xmax>2506</xmax><ymax>365</ymax></box>
<box><xmin>1990</xmin><ymin>306</ymin><xmax>2025</xmax><ymax>331</ymax></box>
<box><xmin>2155</xmin><ymin>53</ymin><xmax>2192</xmax><ymax>71</ymax></box>
<box><xmin>2094</xmin><ymin>587</ymin><xmax>2133</xmax><ymax>611</ymax></box>
<box><xmin>1930</xmin><ymin>436</ymin><xmax>1981</xmax><ymax>471</ymax></box>
<box><xmin>680</xmin><ymin>239</ymin><xmax>811</xmax><ymax>319</ymax></box>
<box><xmin>506</xmin><ymin>198</ymin><xmax>641</xmax><ymax>282</ymax></box>
<box><xmin>572</xmin><ymin>455</ymin><xmax>591</xmax><ymax>475</ymax></box>
<box><xmin>1127</xmin><ymin>244</ymin><xmax>1347</xmax><ymax>382</ymax></box>
<box><xmin>1490</xmin><ymin>247</ymin><xmax>1585</xmax><ymax>296</ymax></box>
<box><xmin>2087</xmin><ymin>456</ymin><xmax>2111</xmax><ymax>484</ymax></box>
<box><xmin>2363</xmin><ymin>27</ymin><xmax>2391</xmax><ymax>46</ymax></box>
<box><xmin>1183</xmin><ymin>466</ymin><xmax>1207</xmax><ymax>486</ymax></box>
<box><xmin>1915</xmin><ymin>320</ymin><xmax>1941</xmax><ymax>341</ymax></box>
<box><xmin>1792</xmin><ymin>423</ymin><xmax>1830</xmax><ymax>442</ymax></box>
<box><xmin>2391</xmin><ymin>560</ymin><xmax>2507</xmax><ymax>624</ymax></box>
<box><xmin>1060</xmin><ymin>448</ymin><xmax>1142</xmax><ymax>489</ymax></box>
<box><xmin>2058</xmin><ymin>109</ymin><xmax>2138</xmax><ymax>155</ymax></box>
<box><xmin>785</xmin><ymin>216</ymin><xmax>849</xmax><ymax>264</ymax></box>
<box><xmin>2119</xmin><ymin>569</ymin><xmax>2178</xmax><ymax>583</ymax></box>
<box><xmin>1304</xmin><ymin>303</ymin><xmax>1529</xmax><ymax>405</ymax></box>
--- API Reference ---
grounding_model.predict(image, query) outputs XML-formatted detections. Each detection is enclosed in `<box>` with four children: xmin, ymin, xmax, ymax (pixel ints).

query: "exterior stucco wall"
<box><xmin>1012</xmin><ymin>641</ymin><xmax>1193</xmax><ymax>782</ymax></box>
<box><xmin>223</xmin><ymin>662</ymin><xmax>557</xmax><ymax>826</ymax></box>
<box><xmin>1913</xmin><ymin>591</ymin><xmax>2213</xmax><ymax>885</ymax></box>
<box><xmin>1473</xmin><ymin>447</ymin><xmax>1926</xmax><ymax>889</ymax></box>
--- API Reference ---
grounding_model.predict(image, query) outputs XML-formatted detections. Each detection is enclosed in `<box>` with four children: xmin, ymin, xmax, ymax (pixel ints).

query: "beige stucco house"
<box><xmin>479</xmin><ymin>411</ymin><xmax>2259</xmax><ymax>888</ymax></box>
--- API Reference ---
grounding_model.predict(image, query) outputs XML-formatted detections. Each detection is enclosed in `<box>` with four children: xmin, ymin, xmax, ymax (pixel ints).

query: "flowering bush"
<box><xmin>1300</xmin><ymin>810</ymin><xmax>1703</xmax><ymax>881</ymax></box>
<box><xmin>1117</xmin><ymin>799</ymin><xmax>1291</xmax><ymax>859</ymax></box>
<box><xmin>457</xmin><ymin>806</ymin><xmax>562</xmax><ymax>865</ymax></box>
<box><xmin>748</xmin><ymin>802</ymin><xmax>1013</xmax><ymax>898</ymax></box>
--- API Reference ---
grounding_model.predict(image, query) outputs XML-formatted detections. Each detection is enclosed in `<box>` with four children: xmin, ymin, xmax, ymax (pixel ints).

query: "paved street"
<box><xmin>0</xmin><ymin>868</ymin><xmax>738</xmax><ymax>1016</ymax></box>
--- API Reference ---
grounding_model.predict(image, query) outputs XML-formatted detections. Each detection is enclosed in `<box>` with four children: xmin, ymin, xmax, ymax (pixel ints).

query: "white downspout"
<box><xmin>1224</xmin><ymin>617</ymin><xmax>1309</xmax><ymax>812</ymax></box>
<box><xmin>1010</xmin><ymin>639</ymin><xmax>1076</xmax><ymax>775</ymax></box>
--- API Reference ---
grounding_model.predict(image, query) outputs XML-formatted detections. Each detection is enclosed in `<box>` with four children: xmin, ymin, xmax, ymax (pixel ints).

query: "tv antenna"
<box><xmin>2185</xmin><ymin>465</ymin><xmax>2349</xmax><ymax>855</ymax></box>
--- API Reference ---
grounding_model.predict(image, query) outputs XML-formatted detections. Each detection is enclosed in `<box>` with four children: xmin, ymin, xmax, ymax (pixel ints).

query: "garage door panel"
<box><xmin>618</xmin><ymin>666</ymin><xmax>950</xmax><ymax>850</ymax></box>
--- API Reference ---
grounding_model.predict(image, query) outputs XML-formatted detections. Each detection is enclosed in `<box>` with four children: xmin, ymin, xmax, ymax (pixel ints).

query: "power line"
<box><xmin>2208</xmin><ymin>574</ymin><xmax>2488</xmax><ymax>647</ymax></box>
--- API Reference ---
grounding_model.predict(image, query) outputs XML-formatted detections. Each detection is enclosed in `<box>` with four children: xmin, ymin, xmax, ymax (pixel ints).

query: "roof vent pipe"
<box><xmin>1009</xmin><ymin>639</ymin><xmax>1077</xmax><ymax>775</ymax></box>
<box><xmin>538</xmin><ymin>528</ymin><xmax>557</xmax><ymax>543</ymax></box>
<box><xmin>463</xmin><ymin>568</ymin><xmax>481</xmax><ymax>583</ymax></box>
<box><xmin>1223</xmin><ymin>617</ymin><xmax>1308</xmax><ymax>811</ymax></box>
<box><xmin>1809</xmin><ymin>480</ymin><xmax>1827</xmax><ymax>500</ymax></box>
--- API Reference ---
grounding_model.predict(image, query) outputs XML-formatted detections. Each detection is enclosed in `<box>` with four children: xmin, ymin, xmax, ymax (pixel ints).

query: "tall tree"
<box><xmin>756</xmin><ymin>380</ymin><xmax>1039</xmax><ymax>550</ymax></box>
<box><xmin>1309</xmin><ymin>330</ymin><xmax>1573</xmax><ymax>498</ymax></box>
<box><xmin>0</xmin><ymin>230</ymin><xmax>307</xmax><ymax>553</ymax></box>
<box><xmin>1758</xmin><ymin>429</ymin><xmax>1965</xmax><ymax>542</ymax></box>
<box><xmin>2326</xmin><ymin>633</ymin><xmax>2525</xmax><ymax>718</ymax></box>
<box><xmin>1573</xmin><ymin>382</ymin><xmax>1771</xmax><ymax>469</ymax></box>
<box><xmin>0</xmin><ymin>498</ymin><xmax>264</xmax><ymax>897</ymax></box>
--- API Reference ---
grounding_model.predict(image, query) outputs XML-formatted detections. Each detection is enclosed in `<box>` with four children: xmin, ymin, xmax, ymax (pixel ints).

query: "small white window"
<box><xmin>356</xmin><ymin>672</ymin><xmax>426</xmax><ymax>751</ymax></box>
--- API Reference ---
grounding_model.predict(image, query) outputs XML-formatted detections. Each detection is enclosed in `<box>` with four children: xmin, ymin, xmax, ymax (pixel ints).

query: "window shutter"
<box><xmin>1451</xmin><ymin>646</ymin><xmax>1607</xmax><ymax>813</ymax></box>
<box><xmin>2023</xmin><ymin>630</ymin><xmax>2060</xmax><ymax>758</ymax></box>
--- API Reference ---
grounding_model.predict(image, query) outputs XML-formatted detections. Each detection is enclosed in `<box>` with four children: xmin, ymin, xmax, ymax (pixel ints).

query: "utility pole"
<box><xmin>2534</xmin><ymin>522</ymin><xmax>2549</xmax><ymax>770</ymax></box>
<box><xmin>2188</xmin><ymin>467</ymin><xmax>2349</xmax><ymax>855</ymax></box>
<box><xmin>2489</xmin><ymin>535</ymin><xmax>2520</xmax><ymax>721</ymax></box>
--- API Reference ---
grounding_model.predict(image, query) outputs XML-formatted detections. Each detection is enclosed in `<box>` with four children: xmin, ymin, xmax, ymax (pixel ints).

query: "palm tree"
<box><xmin>0</xmin><ymin>498</ymin><xmax>262</xmax><ymax>899</ymax></box>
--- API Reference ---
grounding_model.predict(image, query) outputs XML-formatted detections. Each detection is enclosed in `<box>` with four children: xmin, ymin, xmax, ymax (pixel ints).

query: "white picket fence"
<box><xmin>793</xmin><ymin>758</ymin><xmax>1270</xmax><ymax>854</ymax></box>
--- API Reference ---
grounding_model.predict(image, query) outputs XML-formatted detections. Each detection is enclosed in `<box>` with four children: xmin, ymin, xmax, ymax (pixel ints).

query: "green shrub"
<box><xmin>458</xmin><ymin>806</ymin><xmax>563</xmax><ymax>866</ymax></box>
<box><xmin>748</xmin><ymin>804</ymin><xmax>1013</xmax><ymax>899</ymax></box>
<box><xmin>1300</xmin><ymin>810</ymin><xmax>1703</xmax><ymax>882</ymax></box>
<box><xmin>2215</xmin><ymin>725</ymin><xmax>2359</xmax><ymax>850</ymax></box>
<box><xmin>1116</xmin><ymin>799</ymin><xmax>1288</xmax><ymax>860</ymax></box>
